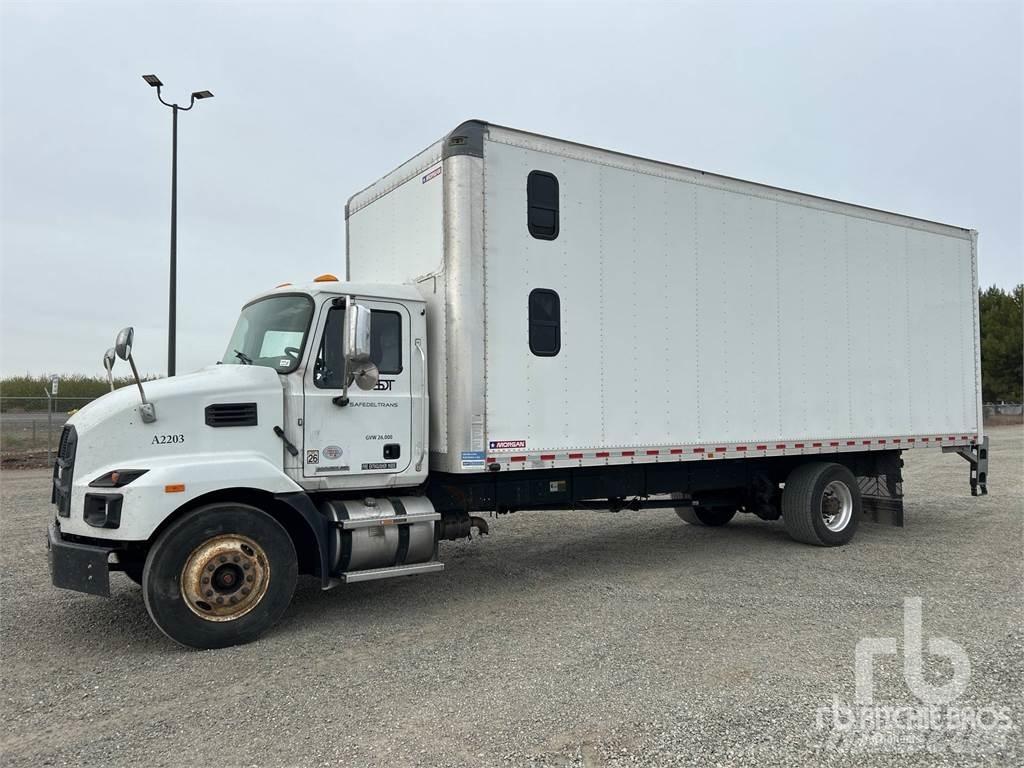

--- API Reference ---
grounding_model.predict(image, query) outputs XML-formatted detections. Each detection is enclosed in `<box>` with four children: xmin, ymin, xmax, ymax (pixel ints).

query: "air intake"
<box><xmin>205</xmin><ymin>403</ymin><xmax>258</xmax><ymax>427</ymax></box>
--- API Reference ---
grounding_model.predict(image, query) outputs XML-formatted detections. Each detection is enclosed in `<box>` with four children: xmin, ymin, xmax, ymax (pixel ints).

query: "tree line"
<box><xmin>980</xmin><ymin>284</ymin><xmax>1023</xmax><ymax>403</ymax></box>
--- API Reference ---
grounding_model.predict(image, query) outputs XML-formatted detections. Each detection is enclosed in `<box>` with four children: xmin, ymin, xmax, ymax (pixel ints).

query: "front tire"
<box><xmin>142</xmin><ymin>503</ymin><xmax>297</xmax><ymax>649</ymax></box>
<box><xmin>782</xmin><ymin>462</ymin><xmax>861</xmax><ymax>546</ymax></box>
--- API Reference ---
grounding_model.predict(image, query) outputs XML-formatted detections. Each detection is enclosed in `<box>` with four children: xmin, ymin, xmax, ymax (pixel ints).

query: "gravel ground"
<box><xmin>1</xmin><ymin>427</ymin><xmax>1021</xmax><ymax>767</ymax></box>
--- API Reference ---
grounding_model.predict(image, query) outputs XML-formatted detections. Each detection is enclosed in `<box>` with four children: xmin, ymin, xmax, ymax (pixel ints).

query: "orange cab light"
<box><xmin>275</xmin><ymin>282</ymin><xmax>292</xmax><ymax>288</ymax></box>
<box><xmin>164</xmin><ymin>484</ymin><xmax>186</xmax><ymax>494</ymax></box>
<box><xmin>313</xmin><ymin>273</ymin><xmax>338</xmax><ymax>282</ymax></box>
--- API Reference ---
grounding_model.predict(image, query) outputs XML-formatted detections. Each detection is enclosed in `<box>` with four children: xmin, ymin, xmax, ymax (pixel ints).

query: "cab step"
<box><xmin>339</xmin><ymin>561</ymin><xmax>445</xmax><ymax>584</ymax></box>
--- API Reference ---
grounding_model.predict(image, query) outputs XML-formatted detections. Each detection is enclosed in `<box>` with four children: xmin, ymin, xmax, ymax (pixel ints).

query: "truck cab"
<box><xmin>47</xmin><ymin>277</ymin><xmax>441</xmax><ymax>649</ymax></box>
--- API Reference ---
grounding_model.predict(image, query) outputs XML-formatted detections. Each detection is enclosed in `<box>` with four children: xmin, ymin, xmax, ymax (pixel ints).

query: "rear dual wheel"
<box><xmin>142</xmin><ymin>503</ymin><xmax>297</xmax><ymax>649</ymax></box>
<box><xmin>782</xmin><ymin>462</ymin><xmax>861</xmax><ymax>546</ymax></box>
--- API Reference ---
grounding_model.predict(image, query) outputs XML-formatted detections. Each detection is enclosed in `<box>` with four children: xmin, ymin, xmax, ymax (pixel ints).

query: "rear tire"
<box><xmin>142</xmin><ymin>503</ymin><xmax>297</xmax><ymax>649</ymax></box>
<box><xmin>673</xmin><ymin>498</ymin><xmax>736</xmax><ymax>527</ymax></box>
<box><xmin>782</xmin><ymin>462</ymin><xmax>861</xmax><ymax>546</ymax></box>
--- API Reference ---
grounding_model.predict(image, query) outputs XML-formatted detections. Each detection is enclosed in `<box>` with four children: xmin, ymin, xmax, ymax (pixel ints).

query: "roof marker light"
<box><xmin>275</xmin><ymin>282</ymin><xmax>293</xmax><ymax>288</ymax></box>
<box><xmin>313</xmin><ymin>274</ymin><xmax>338</xmax><ymax>282</ymax></box>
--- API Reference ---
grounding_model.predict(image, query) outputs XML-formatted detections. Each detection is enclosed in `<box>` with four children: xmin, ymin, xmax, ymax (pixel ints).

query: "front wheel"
<box><xmin>142</xmin><ymin>503</ymin><xmax>297</xmax><ymax>649</ymax></box>
<box><xmin>782</xmin><ymin>462</ymin><xmax>861</xmax><ymax>546</ymax></box>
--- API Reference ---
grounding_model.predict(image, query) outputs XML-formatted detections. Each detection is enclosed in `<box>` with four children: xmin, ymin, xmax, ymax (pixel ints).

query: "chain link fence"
<box><xmin>0</xmin><ymin>396</ymin><xmax>99</xmax><ymax>462</ymax></box>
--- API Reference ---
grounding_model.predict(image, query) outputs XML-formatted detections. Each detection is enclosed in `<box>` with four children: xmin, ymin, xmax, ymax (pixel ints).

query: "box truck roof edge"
<box><xmin>347</xmin><ymin>119</ymin><xmax>974</xmax><ymax>235</ymax></box>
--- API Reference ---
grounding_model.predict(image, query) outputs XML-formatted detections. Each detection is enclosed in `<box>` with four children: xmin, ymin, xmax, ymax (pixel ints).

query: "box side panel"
<box><xmin>481</xmin><ymin>137</ymin><xmax>980</xmax><ymax>462</ymax></box>
<box><xmin>346</xmin><ymin>143</ymin><xmax>444</xmax><ymax>284</ymax></box>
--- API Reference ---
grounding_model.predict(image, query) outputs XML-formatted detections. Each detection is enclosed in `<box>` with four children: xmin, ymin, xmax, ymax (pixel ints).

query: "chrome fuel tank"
<box><xmin>320</xmin><ymin>497</ymin><xmax>437</xmax><ymax>574</ymax></box>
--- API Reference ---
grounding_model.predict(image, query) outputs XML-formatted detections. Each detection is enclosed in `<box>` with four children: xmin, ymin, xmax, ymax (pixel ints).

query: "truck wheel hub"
<box><xmin>181</xmin><ymin>535</ymin><xmax>269</xmax><ymax>621</ymax></box>
<box><xmin>820</xmin><ymin>481</ymin><xmax>853</xmax><ymax>532</ymax></box>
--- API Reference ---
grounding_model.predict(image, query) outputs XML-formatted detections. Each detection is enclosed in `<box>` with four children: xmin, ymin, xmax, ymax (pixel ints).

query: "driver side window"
<box><xmin>314</xmin><ymin>307</ymin><xmax>403</xmax><ymax>389</ymax></box>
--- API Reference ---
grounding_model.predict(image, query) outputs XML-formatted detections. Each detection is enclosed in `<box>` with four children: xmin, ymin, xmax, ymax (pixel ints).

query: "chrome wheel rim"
<box><xmin>181</xmin><ymin>534</ymin><xmax>270</xmax><ymax>622</ymax></box>
<box><xmin>821</xmin><ymin>480</ymin><xmax>853</xmax><ymax>532</ymax></box>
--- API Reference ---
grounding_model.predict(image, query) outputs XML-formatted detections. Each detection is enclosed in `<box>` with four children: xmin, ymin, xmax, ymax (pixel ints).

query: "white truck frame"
<box><xmin>46</xmin><ymin>120</ymin><xmax>988</xmax><ymax>649</ymax></box>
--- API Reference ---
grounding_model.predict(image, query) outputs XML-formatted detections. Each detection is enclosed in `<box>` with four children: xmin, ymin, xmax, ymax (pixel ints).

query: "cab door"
<box><xmin>301</xmin><ymin>298</ymin><xmax>412</xmax><ymax>484</ymax></box>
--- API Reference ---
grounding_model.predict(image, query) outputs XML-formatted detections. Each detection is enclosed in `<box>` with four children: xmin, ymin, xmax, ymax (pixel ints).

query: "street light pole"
<box><xmin>169</xmin><ymin>103</ymin><xmax>178</xmax><ymax>378</ymax></box>
<box><xmin>142</xmin><ymin>75</ymin><xmax>213</xmax><ymax>377</ymax></box>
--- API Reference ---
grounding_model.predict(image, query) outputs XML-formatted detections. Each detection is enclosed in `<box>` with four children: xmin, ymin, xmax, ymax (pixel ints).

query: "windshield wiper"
<box><xmin>234</xmin><ymin>349</ymin><xmax>253</xmax><ymax>365</ymax></box>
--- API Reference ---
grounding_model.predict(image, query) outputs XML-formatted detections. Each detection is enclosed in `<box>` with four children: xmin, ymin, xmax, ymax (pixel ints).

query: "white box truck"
<box><xmin>47</xmin><ymin>121</ymin><xmax>988</xmax><ymax>648</ymax></box>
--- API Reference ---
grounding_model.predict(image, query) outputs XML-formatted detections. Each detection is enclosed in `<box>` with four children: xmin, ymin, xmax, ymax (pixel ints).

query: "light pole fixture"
<box><xmin>143</xmin><ymin>74</ymin><xmax>214</xmax><ymax>377</ymax></box>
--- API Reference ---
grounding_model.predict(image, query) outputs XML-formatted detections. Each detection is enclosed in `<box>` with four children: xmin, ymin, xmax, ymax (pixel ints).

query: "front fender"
<box><xmin>64</xmin><ymin>453</ymin><xmax>302</xmax><ymax>542</ymax></box>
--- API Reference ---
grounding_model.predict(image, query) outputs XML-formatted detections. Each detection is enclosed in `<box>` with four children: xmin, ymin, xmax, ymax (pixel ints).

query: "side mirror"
<box><xmin>112</xmin><ymin>326</ymin><xmax>155</xmax><ymax>423</ymax></box>
<box><xmin>344</xmin><ymin>303</ymin><xmax>372</xmax><ymax>363</ymax></box>
<box><xmin>115</xmin><ymin>327</ymin><xmax>134</xmax><ymax>361</ymax></box>
<box><xmin>103</xmin><ymin>348</ymin><xmax>116</xmax><ymax>392</ymax></box>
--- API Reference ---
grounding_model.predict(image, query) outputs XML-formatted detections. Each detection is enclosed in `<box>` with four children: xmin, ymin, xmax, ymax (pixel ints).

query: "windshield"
<box><xmin>221</xmin><ymin>295</ymin><xmax>315</xmax><ymax>373</ymax></box>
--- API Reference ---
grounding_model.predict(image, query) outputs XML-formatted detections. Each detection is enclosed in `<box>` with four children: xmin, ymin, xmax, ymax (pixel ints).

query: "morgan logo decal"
<box><xmin>489</xmin><ymin>440</ymin><xmax>526</xmax><ymax>450</ymax></box>
<box><xmin>306</xmin><ymin>449</ymin><xmax>319</xmax><ymax>464</ymax></box>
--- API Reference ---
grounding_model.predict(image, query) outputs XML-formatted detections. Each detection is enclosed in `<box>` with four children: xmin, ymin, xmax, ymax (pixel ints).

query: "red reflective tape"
<box><xmin>893</xmin><ymin>438</ymin><xmax>901</xmax><ymax>444</ymax></box>
<box><xmin>736</xmin><ymin>445</ymin><xmax>748</xmax><ymax>451</ymax></box>
<box><xmin>540</xmin><ymin>454</ymin><xmax>555</xmax><ymax>461</ymax></box>
<box><xmin>948</xmin><ymin>436</ymin><xmax>955</xmax><ymax>441</ymax></box>
<box><xmin>830</xmin><ymin>441</ymin><xmax>839</xmax><ymax>447</ymax></box>
<box><xmin>715</xmin><ymin>447</ymin><xmax>727</xmax><ymax>452</ymax></box>
<box><xmin>776</xmin><ymin>444</ymin><xmax>786</xmax><ymax>449</ymax></box>
<box><xmin>756</xmin><ymin>444</ymin><xmax>767</xmax><ymax>451</ymax></box>
<box><xmin>879</xmin><ymin>439</ymin><xmax>886</xmax><ymax>444</ymax></box>
<box><xmin>794</xmin><ymin>443</ymin><xmax>805</xmax><ymax>448</ymax></box>
<box><xmin>922</xmin><ymin>437</ymin><xmax>930</xmax><ymax>442</ymax></box>
<box><xmin>647</xmin><ymin>449</ymin><xmax>659</xmax><ymax>455</ymax></box>
<box><xmin>693</xmin><ymin>447</ymin><xmax>705</xmax><ymax>453</ymax></box>
<box><xmin>812</xmin><ymin>442</ymin><xmax>822</xmax><ymax>447</ymax></box>
<box><xmin>485</xmin><ymin>457</ymin><xmax>497</xmax><ymax>463</ymax></box>
<box><xmin>596</xmin><ymin>451</ymin><xmax>610</xmax><ymax>458</ymax></box>
<box><xmin>670</xmin><ymin>448</ymin><xmax>683</xmax><ymax>454</ymax></box>
<box><xmin>847</xmin><ymin>441</ymin><xmax>856</xmax><ymax>446</ymax></box>
<box><xmin>511</xmin><ymin>456</ymin><xmax>526</xmax><ymax>462</ymax></box>
<box><xmin>621</xmin><ymin>451</ymin><xmax>635</xmax><ymax>457</ymax></box>
<box><xmin>863</xmin><ymin>440</ymin><xmax>871</xmax><ymax>445</ymax></box>
<box><xmin>568</xmin><ymin>452</ymin><xmax>583</xmax><ymax>459</ymax></box>
<box><xmin>908</xmin><ymin>438</ymin><xmax>916</xmax><ymax>443</ymax></box>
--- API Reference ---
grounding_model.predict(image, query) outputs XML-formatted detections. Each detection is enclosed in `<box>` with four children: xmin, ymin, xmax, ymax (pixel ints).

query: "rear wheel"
<box><xmin>673</xmin><ymin>496</ymin><xmax>736</xmax><ymax>526</ymax></box>
<box><xmin>782</xmin><ymin>462</ymin><xmax>861</xmax><ymax>546</ymax></box>
<box><xmin>142</xmin><ymin>503</ymin><xmax>297</xmax><ymax>649</ymax></box>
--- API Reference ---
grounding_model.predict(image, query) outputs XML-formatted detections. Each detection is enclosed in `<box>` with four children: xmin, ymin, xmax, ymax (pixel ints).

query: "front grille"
<box><xmin>205</xmin><ymin>402</ymin><xmax>258</xmax><ymax>427</ymax></box>
<box><xmin>51</xmin><ymin>425</ymin><xmax>77</xmax><ymax>517</ymax></box>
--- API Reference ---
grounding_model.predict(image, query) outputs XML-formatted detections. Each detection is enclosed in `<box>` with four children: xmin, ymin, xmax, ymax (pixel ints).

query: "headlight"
<box><xmin>88</xmin><ymin>469</ymin><xmax>149</xmax><ymax>488</ymax></box>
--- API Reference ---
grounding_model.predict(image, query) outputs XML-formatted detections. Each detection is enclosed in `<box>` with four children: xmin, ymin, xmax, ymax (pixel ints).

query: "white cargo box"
<box><xmin>346</xmin><ymin>121</ymin><xmax>982</xmax><ymax>474</ymax></box>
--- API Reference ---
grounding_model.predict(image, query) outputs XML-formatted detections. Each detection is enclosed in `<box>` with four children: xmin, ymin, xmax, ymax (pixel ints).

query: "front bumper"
<box><xmin>47</xmin><ymin>521</ymin><xmax>113</xmax><ymax>597</ymax></box>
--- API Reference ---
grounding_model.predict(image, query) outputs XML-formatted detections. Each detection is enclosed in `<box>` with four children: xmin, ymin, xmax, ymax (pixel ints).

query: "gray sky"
<box><xmin>1</xmin><ymin>0</ymin><xmax>1021</xmax><ymax>377</ymax></box>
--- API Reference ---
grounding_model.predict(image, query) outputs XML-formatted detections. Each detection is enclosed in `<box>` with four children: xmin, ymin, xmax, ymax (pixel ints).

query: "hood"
<box><xmin>67</xmin><ymin>364</ymin><xmax>287</xmax><ymax>484</ymax></box>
